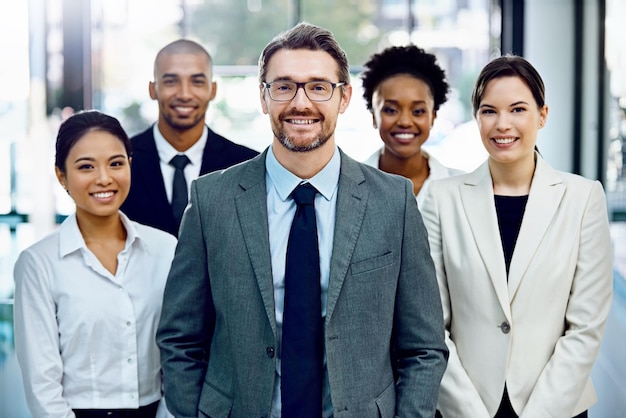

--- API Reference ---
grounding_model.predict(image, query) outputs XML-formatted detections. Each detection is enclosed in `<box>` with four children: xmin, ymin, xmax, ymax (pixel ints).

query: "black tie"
<box><xmin>169</xmin><ymin>154</ymin><xmax>190</xmax><ymax>226</ymax></box>
<box><xmin>282</xmin><ymin>182</ymin><xmax>323</xmax><ymax>418</ymax></box>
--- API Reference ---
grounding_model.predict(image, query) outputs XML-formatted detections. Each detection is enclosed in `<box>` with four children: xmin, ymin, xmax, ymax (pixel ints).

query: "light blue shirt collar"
<box><xmin>265</xmin><ymin>145</ymin><xmax>340</xmax><ymax>202</ymax></box>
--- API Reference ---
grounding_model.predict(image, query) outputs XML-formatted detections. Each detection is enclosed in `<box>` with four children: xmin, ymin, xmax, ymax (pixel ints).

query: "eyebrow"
<box><xmin>480</xmin><ymin>100</ymin><xmax>529</xmax><ymax>108</ymax></box>
<box><xmin>73</xmin><ymin>154</ymin><xmax>127</xmax><ymax>164</ymax></box>
<box><xmin>161</xmin><ymin>73</ymin><xmax>208</xmax><ymax>79</ymax></box>
<box><xmin>269</xmin><ymin>76</ymin><xmax>333</xmax><ymax>83</ymax></box>
<box><xmin>384</xmin><ymin>99</ymin><xmax>428</xmax><ymax>105</ymax></box>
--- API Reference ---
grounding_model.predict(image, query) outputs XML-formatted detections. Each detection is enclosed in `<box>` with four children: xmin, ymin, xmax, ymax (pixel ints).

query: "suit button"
<box><xmin>500</xmin><ymin>321</ymin><xmax>511</xmax><ymax>334</ymax></box>
<box><xmin>266</xmin><ymin>346</ymin><xmax>275</xmax><ymax>358</ymax></box>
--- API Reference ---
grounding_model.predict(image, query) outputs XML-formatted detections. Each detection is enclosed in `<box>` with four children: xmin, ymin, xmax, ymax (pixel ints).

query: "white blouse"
<box><xmin>13</xmin><ymin>212</ymin><xmax>177</xmax><ymax>418</ymax></box>
<box><xmin>362</xmin><ymin>148</ymin><xmax>463</xmax><ymax>207</ymax></box>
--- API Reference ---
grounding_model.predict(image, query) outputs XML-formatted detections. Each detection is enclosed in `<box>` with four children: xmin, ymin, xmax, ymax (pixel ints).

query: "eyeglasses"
<box><xmin>262</xmin><ymin>80</ymin><xmax>345</xmax><ymax>102</ymax></box>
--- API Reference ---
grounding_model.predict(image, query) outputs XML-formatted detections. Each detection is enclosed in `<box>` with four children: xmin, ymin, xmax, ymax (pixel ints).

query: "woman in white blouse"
<box><xmin>360</xmin><ymin>45</ymin><xmax>462</xmax><ymax>206</ymax></box>
<box><xmin>14</xmin><ymin>110</ymin><xmax>177</xmax><ymax>418</ymax></box>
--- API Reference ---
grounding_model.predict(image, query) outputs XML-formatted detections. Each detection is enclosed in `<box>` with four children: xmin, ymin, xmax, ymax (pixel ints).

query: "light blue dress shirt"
<box><xmin>265</xmin><ymin>145</ymin><xmax>339</xmax><ymax>418</ymax></box>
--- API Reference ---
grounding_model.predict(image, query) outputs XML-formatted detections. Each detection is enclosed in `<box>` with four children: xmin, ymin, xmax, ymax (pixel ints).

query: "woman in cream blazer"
<box><xmin>421</xmin><ymin>55</ymin><xmax>613</xmax><ymax>418</ymax></box>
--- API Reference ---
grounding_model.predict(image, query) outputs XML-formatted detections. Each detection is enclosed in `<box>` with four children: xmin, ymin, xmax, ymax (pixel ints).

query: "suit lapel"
<box><xmin>132</xmin><ymin>130</ymin><xmax>176</xmax><ymax>224</ymax></box>
<box><xmin>326</xmin><ymin>152</ymin><xmax>368</xmax><ymax>322</ymax></box>
<box><xmin>508</xmin><ymin>157</ymin><xmax>564</xmax><ymax>300</ymax></box>
<box><xmin>234</xmin><ymin>151</ymin><xmax>277</xmax><ymax>335</ymax></box>
<box><xmin>461</xmin><ymin>163</ymin><xmax>512</xmax><ymax>320</ymax></box>
<box><xmin>200</xmin><ymin>127</ymin><xmax>223</xmax><ymax>174</ymax></box>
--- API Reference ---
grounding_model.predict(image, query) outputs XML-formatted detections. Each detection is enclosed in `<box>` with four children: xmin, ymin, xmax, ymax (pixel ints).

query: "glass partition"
<box><xmin>606</xmin><ymin>0</ymin><xmax>626</xmax><ymax>221</ymax></box>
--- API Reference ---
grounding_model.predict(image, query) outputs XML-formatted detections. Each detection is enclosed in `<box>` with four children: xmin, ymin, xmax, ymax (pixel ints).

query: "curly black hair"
<box><xmin>360</xmin><ymin>45</ymin><xmax>450</xmax><ymax>112</ymax></box>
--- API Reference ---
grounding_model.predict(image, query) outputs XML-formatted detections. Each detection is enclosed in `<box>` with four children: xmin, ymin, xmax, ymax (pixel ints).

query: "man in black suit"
<box><xmin>121</xmin><ymin>39</ymin><xmax>258</xmax><ymax>236</ymax></box>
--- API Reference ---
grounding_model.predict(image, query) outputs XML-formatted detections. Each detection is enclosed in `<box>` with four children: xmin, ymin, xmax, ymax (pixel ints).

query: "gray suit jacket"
<box><xmin>156</xmin><ymin>148</ymin><xmax>448</xmax><ymax>418</ymax></box>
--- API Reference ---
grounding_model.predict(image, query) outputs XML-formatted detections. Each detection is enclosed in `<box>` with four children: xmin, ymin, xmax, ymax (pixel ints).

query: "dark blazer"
<box><xmin>156</xmin><ymin>149</ymin><xmax>448</xmax><ymax>418</ymax></box>
<box><xmin>120</xmin><ymin>125</ymin><xmax>258</xmax><ymax>236</ymax></box>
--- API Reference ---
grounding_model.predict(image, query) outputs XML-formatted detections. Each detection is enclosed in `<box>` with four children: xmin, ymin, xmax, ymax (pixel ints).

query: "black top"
<box><xmin>494</xmin><ymin>195</ymin><xmax>529</xmax><ymax>276</ymax></box>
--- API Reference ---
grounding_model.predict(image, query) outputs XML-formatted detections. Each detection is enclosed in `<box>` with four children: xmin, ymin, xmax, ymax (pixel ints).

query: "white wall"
<box><xmin>525</xmin><ymin>0</ymin><xmax>606</xmax><ymax>179</ymax></box>
<box><xmin>524</xmin><ymin>0</ymin><xmax>576</xmax><ymax>173</ymax></box>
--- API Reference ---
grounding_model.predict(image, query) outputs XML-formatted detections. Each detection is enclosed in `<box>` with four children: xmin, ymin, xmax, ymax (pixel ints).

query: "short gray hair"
<box><xmin>258</xmin><ymin>22</ymin><xmax>350</xmax><ymax>85</ymax></box>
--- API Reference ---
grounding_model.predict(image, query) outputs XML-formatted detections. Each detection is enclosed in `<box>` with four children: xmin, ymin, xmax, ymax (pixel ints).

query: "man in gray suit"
<box><xmin>156</xmin><ymin>22</ymin><xmax>448</xmax><ymax>418</ymax></box>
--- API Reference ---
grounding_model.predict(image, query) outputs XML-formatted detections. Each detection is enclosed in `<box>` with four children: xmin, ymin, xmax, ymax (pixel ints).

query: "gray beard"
<box><xmin>275</xmin><ymin>130</ymin><xmax>330</xmax><ymax>153</ymax></box>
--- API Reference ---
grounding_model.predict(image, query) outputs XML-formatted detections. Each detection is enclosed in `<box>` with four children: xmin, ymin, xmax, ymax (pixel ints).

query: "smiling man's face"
<box><xmin>260</xmin><ymin>48</ymin><xmax>351</xmax><ymax>153</ymax></box>
<box><xmin>150</xmin><ymin>51</ymin><xmax>216</xmax><ymax>134</ymax></box>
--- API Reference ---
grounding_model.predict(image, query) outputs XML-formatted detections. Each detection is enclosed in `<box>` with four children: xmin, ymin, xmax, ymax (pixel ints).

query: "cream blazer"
<box><xmin>421</xmin><ymin>156</ymin><xmax>613</xmax><ymax>418</ymax></box>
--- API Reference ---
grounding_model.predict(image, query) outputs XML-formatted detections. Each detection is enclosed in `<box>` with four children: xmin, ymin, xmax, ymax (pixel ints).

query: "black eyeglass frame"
<box><xmin>262</xmin><ymin>80</ymin><xmax>346</xmax><ymax>102</ymax></box>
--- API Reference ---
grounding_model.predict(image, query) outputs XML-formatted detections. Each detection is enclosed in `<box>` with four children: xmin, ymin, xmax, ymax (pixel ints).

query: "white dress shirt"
<box><xmin>13</xmin><ymin>212</ymin><xmax>177</xmax><ymax>418</ymax></box>
<box><xmin>153</xmin><ymin>123</ymin><xmax>208</xmax><ymax>203</ymax></box>
<box><xmin>265</xmin><ymin>145</ymin><xmax>339</xmax><ymax>418</ymax></box>
<box><xmin>362</xmin><ymin>147</ymin><xmax>463</xmax><ymax>207</ymax></box>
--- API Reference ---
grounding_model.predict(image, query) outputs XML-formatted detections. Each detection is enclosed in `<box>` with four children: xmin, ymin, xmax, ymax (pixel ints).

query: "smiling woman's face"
<box><xmin>55</xmin><ymin>129</ymin><xmax>131</xmax><ymax>221</ymax></box>
<box><xmin>371</xmin><ymin>74</ymin><xmax>436</xmax><ymax>160</ymax></box>
<box><xmin>476</xmin><ymin>75</ymin><xmax>547</xmax><ymax>166</ymax></box>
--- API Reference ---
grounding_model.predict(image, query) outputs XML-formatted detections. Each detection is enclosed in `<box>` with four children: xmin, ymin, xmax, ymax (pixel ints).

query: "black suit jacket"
<box><xmin>121</xmin><ymin>125</ymin><xmax>259</xmax><ymax>236</ymax></box>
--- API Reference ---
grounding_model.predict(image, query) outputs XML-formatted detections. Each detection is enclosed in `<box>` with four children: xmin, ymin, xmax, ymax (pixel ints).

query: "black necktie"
<box><xmin>282</xmin><ymin>182</ymin><xmax>323</xmax><ymax>418</ymax></box>
<box><xmin>169</xmin><ymin>154</ymin><xmax>190</xmax><ymax>226</ymax></box>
